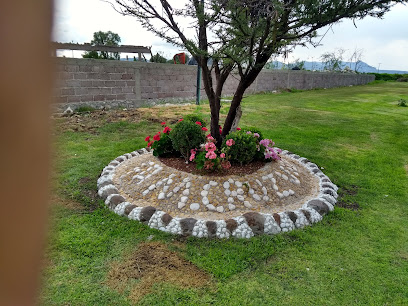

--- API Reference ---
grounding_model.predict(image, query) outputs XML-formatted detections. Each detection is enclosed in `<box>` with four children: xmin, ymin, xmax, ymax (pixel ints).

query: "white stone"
<box><xmin>283</xmin><ymin>190</ymin><xmax>290</xmax><ymax>197</ymax></box>
<box><xmin>166</xmin><ymin>192</ymin><xmax>174</xmax><ymax>198</ymax></box>
<box><xmin>228</xmin><ymin>204</ymin><xmax>236</xmax><ymax>210</ymax></box>
<box><xmin>244</xmin><ymin>201</ymin><xmax>252</xmax><ymax>208</ymax></box>
<box><xmin>183</xmin><ymin>177</ymin><xmax>190</xmax><ymax>183</ymax></box>
<box><xmin>146</xmin><ymin>167</ymin><xmax>152</xmax><ymax>172</ymax></box>
<box><xmin>158</xmin><ymin>192</ymin><xmax>165</xmax><ymax>200</ymax></box>
<box><xmin>263</xmin><ymin>196</ymin><xmax>270</xmax><ymax>201</ymax></box>
<box><xmin>268</xmin><ymin>173</ymin><xmax>274</xmax><ymax>178</ymax></box>
<box><xmin>262</xmin><ymin>176</ymin><xmax>268</xmax><ymax>181</ymax></box>
<box><xmin>148</xmin><ymin>184</ymin><xmax>156</xmax><ymax>191</ymax></box>
<box><xmin>202</xmin><ymin>197</ymin><xmax>209</xmax><ymax>205</ymax></box>
<box><xmin>282</xmin><ymin>174</ymin><xmax>288</xmax><ymax>181</ymax></box>
<box><xmin>237</xmin><ymin>188</ymin><xmax>244</xmax><ymax>195</ymax></box>
<box><xmin>256</xmin><ymin>179</ymin><xmax>262</xmax><ymax>186</ymax></box>
<box><xmin>190</xmin><ymin>203</ymin><xmax>200</xmax><ymax>211</ymax></box>
<box><xmin>231</xmin><ymin>191</ymin><xmax>237</xmax><ymax>197</ymax></box>
<box><xmin>253</xmin><ymin>194</ymin><xmax>261</xmax><ymax>201</ymax></box>
<box><xmin>178</xmin><ymin>202</ymin><xmax>186</xmax><ymax>209</ymax></box>
<box><xmin>216</xmin><ymin>206</ymin><xmax>225</xmax><ymax>213</ymax></box>
<box><xmin>148</xmin><ymin>161</ymin><xmax>155</xmax><ymax>166</ymax></box>
<box><xmin>201</xmin><ymin>190</ymin><xmax>208</xmax><ymax>197</ymax></box>
<box><xmin>224</xmin><ymin>189</ymin><xmax>231</xmax><ymax>196</ymax></box>
<box><xmin>169</xmin><ymin>174</ymin><xmax>176</xmax><ymax>178</ymax></box>
<box><xmin>186</xmin><ymin>182</ymin><xmax>191</xmax><ymax>189</ymax></box>
<box><xmin>271</xmin><ymin>178</ymin><xmax>277</xmax><ymax>184</ymax></box>
<box><xmin>237</xmin><ymin>195</ymin><xmax>245</xmax><ymax>201</ymax></box>
<box><xmin>289</xmin><ymin>189</ymin><xmax>295</xmax><ymax>195</ymax></box>
<box><xmin>203</xmin><ymin>184</ymin><xmax>210</xmax><ymax>190</ymax></box>
<box><xmin>173</xmin><ymin>186</ymin><xmax>180</xmax><ymax>193</ymax></box>
<box><xmin>276</xmin><ymin>192</ymin><xmax>283</xmax><ymax>198</ymax></box>
<box><xmin>142</xmin><ymin>190</ymin><xmax>149</xmax><ymax>196</ymax></box>
<box><xmin>209</xmin><ymin>180</ymin><xmax>218</xmax><ymax>186</ymax></box>
<box><xmin>167</xmin><ymin>179</ymin><xmax>173</xmax><ymax>184</ymax></box>
<box><xmin>156</xmin><ymin>181</ymin><xmax>163</xmax><ymax>187</ymax></box>
<box><xmin>235</xmin><ymin>181</ymin><xmax>242</xmax><ymax>187</ymax></box>
<box><xmin>183</xmin><ymin>189</ymin><xmax>190</xmax><ymax>196</ymax></box>
<box><xmin>262</xmin><ymin>187</ymin><xmax>267</xmax><ymax>195</ymax></box>
<box><xmin>181</xmin><ymin>196</ymin><xmax>188</xmax><ymax>203</ymax></box>
<box><xmin>275</xmin><ymin>171</ymin><xmax>282</xmax><ymax>177</ymax></box>
<box><xmin>223</xmin><ymin>181</ymin><xmax>230</xmax><ymax>189</ymax></box>
<box><xmin>207</xmin><ymin>204</ymin><xmax>216</xmax><ymax>211</ymax></box>
<box><xmin>249</xmin><ymin>188</ymin><xmax>255</xmax><ymax>195</ymax></box>
<box><xmin>228</xmin><ymin>197</ymin><xmax>234</xmax><ymax>203</ymax></box>
<box><xmin>273</xmin><ymin>184</ymin><xmax>279</xmax><ymax>191</ymax></box>
<box><xmin>295</xmin><ymin>179</ymin><xmax>301</xmax><ymax>185</ymax></box>
<box><xmin>228</xmin><ymin>178</ymin><xmax>234</xmax><ymax>184</ymax></box>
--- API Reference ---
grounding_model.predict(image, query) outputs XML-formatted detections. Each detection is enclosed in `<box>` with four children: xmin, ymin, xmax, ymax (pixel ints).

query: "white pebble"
<box><xmin>237</xmin><ymin>195</ymin><xmax>245</xmax><ymax>201</ymax></box>
<box><xmin>209</xmin><ymin>181</ymin><xmax>218</xmax><ymax>186</ymax></box>
<box><xmin>158</xmin><ymin>192</ymin><xmax>165</xmax><ymax>200</ymax></box>
<box><xmin>271</xmin><ymin>178</ymin><xmax>276</xmax><ymax>184</ymax></box>
<box><xmin>277</xmin><ymin>192</ymin><xmax>284</xmax><ymax>198</ymax></box>
<box><xmin>228</xmin><ymin>178</ymin><xmax>234</xmax><ymax>184</ymax></box>
<box><xmin>262</xmin><ymin>187</ymin><xmax>267</xmax><ymax>195</ymax></box>
<box><xmin>216</xmin><ymin>206</ymin><xmax>225</xmax><ymax>213</ymax></box>
<box><xmin>224</xmin><ymin>189</ymin><xmax>231</xmax><ymax>196</ymax></box>
<box><xmin>228</xmin><ymin>197</ymin><xmax>234</xmax><ymax>203</ymax></box>
<box><xmin>228</xmin><ymin>204</ymin><xmax>236</xmax><ymax>210</ymax></box>
<box><xmin>249</xmin><ymin>189</ymin><xmax>255</xmax><ymax>195</ymax></box>
<box><xmin>262</xmin><ymin>176</ymin><xmax>268</xmax><ymax>181</ymax></box>
<box><xmin>183</xmin><ymin>189</ymin><xmax>190</xmax><ymax>196</ymax></box>
<box><xmin>273</xmin><ymin>184</ymin><xmax>279</xmax><ymax>191</ymax></box>
<box><xmin>244</xmin><ymin>201</ymin><xmax>252</xmax><ymax>208</ymax></box>
<box><xmin>178</xmin><ymin>202</ymin><xmax>186</xmax><ymax>209</ymax></box>
<box><xmin>201</xmin><ymin>190</ymin><xmax>208</xmax><ymax>197</ymax></box>
<box><xmin>256</xmin><ymin>179</ymin><xmax>262</xmax><ymax>186</ymax></box>
<box><xmin>190</xmin><ymin>203</ymin><xmax>200</xmax><ymax>211</ymax></box>
<box><xmin>173</xmin><ymin>186</ymin><xmax>180</xmax><ymax>193</ymax></box>
<box><xmin>282</xmin><ymin>174</ymin><xmax>288</xmax><ymax>181</ymax></box>
<box><xmin>237</xmin><ymin>188</ymin><xmax>244</xmax><ymax>195</ymax></box>
<box><xmin>203</xmin><ymin>184</ymin><xmax>210</xmax><ymax>190</ymax></box>
<box><xmin>253</xmin><ymin>194</ymin><xmax>261</xmax><ymax>201</ymax></box>
<box><xmin>223</xmin><ymin>182</ymin><xmax>230</xmax><ymax>189</ymax></box>
<box><xmin>166</xmin><ymin>192</ymin><xmax>174</xmax><ymax>198</ymax></box>
<box><xmin>283</xmin><ymin>190</ymin><xmax>290</xmax><ymax>197</ymax></box>
<box><xmin>167</xmin><ymin>179</ymin><xmax>173</xmax><ymax>184</ymax></box>
<box><xmin>180</xmin><ymin>196</ymin><xmax>188</xmax><ymax>203</ymax></box>
<box><xmin>289</xmin><ymin>189</ymin><xmax>295</xmax><ymax>195</ymax></box>
<box><xmin>263</xmin><ymin>196</ymin><xmax>270</xmax><ymax>201</ymax></box>
<box><xmin>207</xmin><ymin>204</ymin><xmax>216</xmax><ymax>211</ymax></box>
<box><xmin>235</xmin><ymin>181</ymin><xmax>242</xmax><ymax>187</ymax></box>
<box><xmin>202</xmin><ymin>197</ymin><xmax>209</xmax><ymax>205</ymax></box>
<box><xmin>142</xmin><ymin>190</ymin><xmax>149</xmax><ymax>196</ymax></box>
<box><xmin>183</xmin><ymin>177</ymin><xmax>190</xmax><ymax>183</ymax></box>
<box><xmin>231</xmin><ymin>191</ymin><xmax>237</xmax><ymax>197</ymax></box>
<box><xmin>148</xmin><ymin>184</ymin><xmax>156</xmax><ymax>191</ymax></box>
<box><xmin>169</xmin><ymin>174</ymin><xmax>176</xmax><ymax>178</ymax></box>
<box><xmin>186</xmin><ymin>182</ymin><xmax>191</xmax><ymax>189</ymax></box>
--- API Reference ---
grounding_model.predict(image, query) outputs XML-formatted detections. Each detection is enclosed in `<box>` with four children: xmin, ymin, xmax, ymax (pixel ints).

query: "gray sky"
<box><xmin>53</xmin><ymin>0</ymin><xmax>408</xmax><ymax>71</ymax></box>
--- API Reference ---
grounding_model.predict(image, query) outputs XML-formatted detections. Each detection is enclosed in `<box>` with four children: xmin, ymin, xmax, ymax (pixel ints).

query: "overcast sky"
<box><xmin>53</xmin><ymin>0</ymin><xmax>408</xmax><ymax>71</ymax></box>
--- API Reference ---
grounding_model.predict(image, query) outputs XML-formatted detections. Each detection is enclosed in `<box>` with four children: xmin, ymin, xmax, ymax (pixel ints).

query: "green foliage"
<box><xmin>75</xmin><ymin>106</ymin><xmax>96</xmax><ymax>113</ymax></box>
<box><xmin>241</xmin><ymin>126</ymin><xmax>264</xmax><ymax>140</ymax></box>
<box><xmin>370</xmin><ymin>73</ymin><xmax>408</xmax><ymax>81</ymax></box>
<box><xmin>182</xmin><ymin>114</ymin><xmax>207</xmax><ymax>127</ymax></box>
<box><xmin>151</xmin><ymin>132</ymin><xmax>177</xmax><ymax>157</ymax></box>
<box><xmin>82</xmin><ymin>31</ymin><xmax>121</xmax><ymax>60</ymax></box>
<box><xmin>397</xmin><ymin>99</ymin><xmax>407</xmax><ymax>107</ymax></box>
<box><xmin>320</xmin><ymin>48</ymin><xmax>345</xmax><ymax>72</ymax></box>
<box><xmin>170</xmin><ymin>120</ymin><xmax>205</xmax><ymax>160</ymax></box>
<box><xmin>223</xmin><ymin>131</ymin><xmax>257</xmax><ymax>165</ymax></box>
<box><xmin>150</xmin><ymin>52</ymin><xmax>167</xmax><ymax>63</ymax></box>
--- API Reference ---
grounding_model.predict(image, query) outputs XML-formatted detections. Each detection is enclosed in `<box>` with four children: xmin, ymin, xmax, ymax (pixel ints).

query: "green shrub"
<box><xmin>397</xmin><ymin>99</ymin><xmax>407</xmax><ymax>107</ymax></box>
<box><xmin>170</xmin><ymin>120</ymin><xmax>206</xmax><ymax>160</ymax></box>
<box><xmin>183</xmin><ymin>114</ymin><xmax>207</xmax><ymax>127</ymax></box>
<box><xmin>397</xmin><ymin>77</ymin><xmax>408</xmax><ymax>82</ymax></box>
<box><xmin>223</xmin><ymin>131</ymin><xmax>257</xmax><ymax>165</ymax></box>
<box><xmin>151</xmin><ymin>132</ymin><xmax>177</xmax><ymax>157</ymax></box>
<box><xmin>241</xmin><ymin>126</ymin><xmax>264</xmax><ymax>140</ymax></box>
<box><xmin>76</xmin><ymin>106</ymin><xmax>96</xmax><ymax>113</ymax></box>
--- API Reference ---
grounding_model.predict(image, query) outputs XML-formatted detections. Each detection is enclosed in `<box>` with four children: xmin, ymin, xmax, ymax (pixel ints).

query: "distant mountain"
<box><xmin>266</xmin><ymin>60</ymin><xmax>408</xmax><ymax>74</ymax></box>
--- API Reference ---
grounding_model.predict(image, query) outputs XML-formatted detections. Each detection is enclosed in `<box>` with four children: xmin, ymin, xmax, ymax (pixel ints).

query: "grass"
<box><xmin>41</xmin><ymin>82</ymin><xmax>408</xmax><ymax>305</ymax></box>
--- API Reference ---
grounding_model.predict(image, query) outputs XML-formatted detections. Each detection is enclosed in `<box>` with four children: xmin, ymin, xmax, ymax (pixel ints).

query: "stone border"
<box><xmin>97</xmin><ymin>148</ymin><xmax>338</xmax><ymax>239</ymax></box>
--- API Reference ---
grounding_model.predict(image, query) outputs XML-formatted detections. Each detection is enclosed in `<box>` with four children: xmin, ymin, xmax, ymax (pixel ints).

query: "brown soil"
<box><xmin>158</xmin><ymin>156</ymin><xmax>267</xmax><ymax>177</ymax></box>
<box><xmin>105</xmin><ymin>241</ymin><xmax>212</xmax><ymax>304</ymax></box>
<box><xmin>337</xmin><ymin>185</ymin><xmax>360</xmax><ymax>210</ymax></box>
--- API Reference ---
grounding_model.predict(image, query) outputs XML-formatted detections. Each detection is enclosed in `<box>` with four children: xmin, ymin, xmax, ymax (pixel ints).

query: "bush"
<box><xmin>170</xmin><ymin>120</ymin><xmax>206</xmax><ymax>160</ymax></box>
<box><xmin>182</xmin><ymin>114</ymin><xmax>207</xmax><ymax>127</ymax></box>
<box><xmin>223</xmin><ymin>131</ymin><xmax>257</xmax><ymax>165</ymax></box>
<box><xmin>151</xmin><ymin>132</ymin><xmax>177</xmax><ymax>157</ymax></box>
<box><xmin>76</xmin><ymin>106</ymin><xmax>96</xmax><ymax>113</ymax></box>
<box><xmin>241</xmin><ymin>126</ymin><xmax>264</xmax><ymax>140</ymax></box>
<box><xmin>397</xmin><ymin>78</ymin><xmax>408</xmax><ymax>82</ymax></box>
<box><xmin>397</xmin><ymin>99</ymin><xmax>407</xmax><ymax>107</ymax></box>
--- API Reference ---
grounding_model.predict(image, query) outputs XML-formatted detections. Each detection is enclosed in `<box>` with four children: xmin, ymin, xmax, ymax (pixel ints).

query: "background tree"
<box><xmin>320</xmin><ymin>48</ymin><xmax>346</xmax><ymax>72</ymax></box>
<box><xmin>349</xmin><ymin>47</ymin><xmax>365</xmax><ymax>72</ymax></box>
<box><xmin>150</xmin><ymin>52</ymin><xmax>168</xmax><ymax>63</ymax></box>
<box><xmin>82</xmin><ymin>30</ymin><xmax>121</xmax><ymax>60</ymax></box>
<box><xmin>110</xmin><ymin>0</ymin><xmax>406</xmax><ymax>144</ymax></box>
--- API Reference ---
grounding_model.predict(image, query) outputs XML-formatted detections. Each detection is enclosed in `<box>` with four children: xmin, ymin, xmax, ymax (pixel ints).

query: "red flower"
<box><xmin>161</xmin><ymin>122</ymin><xmax>166</xmax><ymax>125</ymax></box>
<box><xmin>236</xmin><ymin>127</ymin><xmax>241</xmax><ymax>131</ymax></box>
<box><xmin>153</xmin><ymin>134</ymin><xmax>160</xmax><ymax>141</ymax></box>
<box><xmin>163</xmin><ymin>126</ymin><xmax>171</xmax><ymax>134</ymax></box>
<box><xmin>195</xmin><ymin>121</ymin><xmax>202</xmax><ymax>126</ymax></box>
<box><xmin>206</xmin><ymin>133</ymin><xmax>211</xmax><ymax>138</ymax></box>
<box><xmin>178</xmin><ymin>118</ymin><xmax>183</xmax><ymax>122</ymax></box>
<box><xmin>202</xmin><ymin>127</ymin><xmax>208</xmax><ymax>132</ymax></box>
<box><xmin>145</xmin><ymin>136</ymin><xmax>150</xmax><ymax>142</ymax></box>
<box><xmin>147</xmin><ymin>141</ymin><xmax>153</xmax><ymax>147</ymax></box>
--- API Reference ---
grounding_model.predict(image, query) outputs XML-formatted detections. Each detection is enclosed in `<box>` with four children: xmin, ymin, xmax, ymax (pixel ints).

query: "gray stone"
<box><xmin>108</xmin><ymin>195</ymin><xmax>126</xmax><ymax>209</ymax></box>
<box><xmin>243</xmin><ymin>212</ymin><xmax>265</xmax><ymax>235</ymax></box>
<box><xmin>139</xmin><ymin>206</ymin><xmax>157</xmax><ymax>223</ymax></box>
<box><xmin>124</xmin><ymin>204</ymin><xmax>137</xmax><ymax>216</ymax></box>
<box><xmin>161</xmin><ymin>213</ymin><xmax>173</xmax><ymax>226</ymax></box>
<box><xmin>180</xmin><ymin>218</ymin><xmax>197</xmax><ymax>236</ymax></box>
<box><xmin>307</xmin><ymin>199</ymin><xmax>330</xmax><ymax>216</ymax></box>
<box><xmin>206</xmin><ymin>221</ymin><xmax>217</xmax><ymax>238</ymax></box>
<box><xmin>286</xmin><ymin>211</ymin><xmax>298</xmax><ymax>224</ymax></box>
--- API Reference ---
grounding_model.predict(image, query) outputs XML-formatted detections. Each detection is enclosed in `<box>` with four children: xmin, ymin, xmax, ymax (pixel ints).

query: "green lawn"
<box><xmin>41</xmin><ymin>81</ymin><xmax>408</xmax><ymax>305</ymax></box>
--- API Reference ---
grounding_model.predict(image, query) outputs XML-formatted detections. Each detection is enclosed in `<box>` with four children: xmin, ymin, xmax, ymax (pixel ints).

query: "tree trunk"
<box><xmin>230</xmin><ymin>105</ymin><xmax>242</xmax><ymax>132</ymax></box>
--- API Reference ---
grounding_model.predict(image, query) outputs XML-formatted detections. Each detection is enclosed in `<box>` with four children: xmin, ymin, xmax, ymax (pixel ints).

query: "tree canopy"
<box><xmin>110</xmin><ymin>0</ymin><xmax>407</xmax><ymax>144</ymax></box>
<box><xmin>82</xmin><ymin>30</ymin><xmax>121</xmax><ymax>60</ymax></box>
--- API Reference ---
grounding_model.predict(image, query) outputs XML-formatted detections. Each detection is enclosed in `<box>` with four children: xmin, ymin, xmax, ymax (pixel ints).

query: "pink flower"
<box><xmin>253</xmin><ymin>133</ymin><xmax>260</xmax><ymax>138</ymax></box>
<box><xmin>205</xmin><ymin>151</ymin><xmax>217</xmax><ymax>159</ymax></box>
<box><xmin>221</xmin><ymin>161</ymin><xmax>231</xmax><ymax>169</ymax></box>
<box><xmin>189</xmin><ymin>153</ymin><xmax>196</xmax><ymax>161</ymax></box>
<box><xmin>220</xmin><ymin>153</ymin><xmax>225</xmax><ymax>158</ymax></box>
<box><xmin>205</xmin><ymin>142</ymin><xmax>216</xmax><ymax>152</ymax></box>
<box><xmin>207</xmin><ymin>135</ymin><xmax>214</xmax><ymax>140</ymax></box>
<box><xmin>246</xmin><ymin>131</ymin><xmax>252</xmax><ymax>134</ymax></box>
<box><xmin>161</xmin><ymin>122</ymin><xmax>166</xmax><ymax>125</ymax></box>
<box><xmin>226</xmin><ymin>139</ymin><xmax>235</xmax><ymax>147</ymax></box>
<box><xmin>202</xmin><ymin>127</ymin><xmax>208</xmax><ymax>132</ymax></box>
<box><xmin>178</xmin><ymin>118</ymin><xmax>183</xmax><ymax>122</ymax></box>
<box><xmin>195</xmin><ymin>121</ymin><xmax>202</xmax><ymax>126</ymax></box>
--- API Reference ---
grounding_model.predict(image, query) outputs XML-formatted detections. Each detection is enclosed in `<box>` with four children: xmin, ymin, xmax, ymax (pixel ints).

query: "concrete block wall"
<box><xmin>53</xmin><ymin>58</ymin><xmax>375</xmax><ymax>111</ymax></box>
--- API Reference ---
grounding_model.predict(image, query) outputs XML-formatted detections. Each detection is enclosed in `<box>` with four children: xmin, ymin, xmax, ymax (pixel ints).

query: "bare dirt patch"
<box><xmin>105</xmin><ymin>242</ymin><xmax>213</xmax><ymax>304</ymax></box>
<box><xmin>337</xmin><ymin>185</ymin><xmax>360</xmax><ymax>211</ymax></box>
<box><xmin>49</xmin><ymin>193</ymin><xmax>83</xmax><ymax>211</ymax></box>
